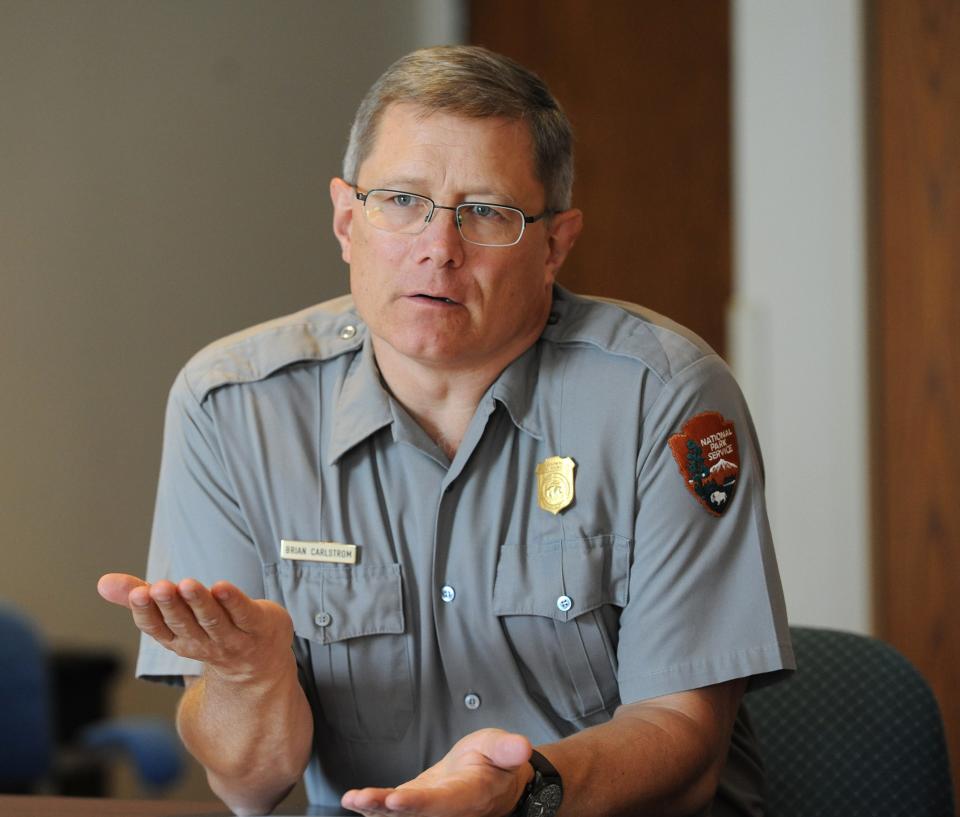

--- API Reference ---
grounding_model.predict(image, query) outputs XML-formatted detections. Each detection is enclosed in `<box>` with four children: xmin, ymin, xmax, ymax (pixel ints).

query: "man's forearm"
<box><xmin>177</xmin><ymin>656</ymin><xmax>313</xmax><ymax>817</ymax></box>
<box><xmin>540</xmin><ymin>680</ymin><xmax>745</xmax><ymax>817</ymax></box>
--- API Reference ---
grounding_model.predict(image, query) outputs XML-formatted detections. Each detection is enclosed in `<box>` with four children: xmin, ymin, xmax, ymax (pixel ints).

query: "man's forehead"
<box><xmin>359</xmin><ymin>103</ymin><xmax>540</xmax><ymax>197</ymax></box>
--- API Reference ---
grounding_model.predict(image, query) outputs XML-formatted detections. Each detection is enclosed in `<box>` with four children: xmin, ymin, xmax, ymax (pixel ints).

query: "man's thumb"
<box><xmin>489</xmin><ymin>732</ymin><xmax>533</xmax><ymax>770</ymax></box>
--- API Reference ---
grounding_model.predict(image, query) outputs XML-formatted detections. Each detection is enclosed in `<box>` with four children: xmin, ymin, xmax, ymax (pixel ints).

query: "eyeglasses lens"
<box><xmin>458</xmin><ymin>204</ymin><xmax>523</xmax><ymax>247</ymax></box>
<box><xmin>364</xmin><ymin>191</ymin><xmax>432</xmax><ymax>233</ymax></box>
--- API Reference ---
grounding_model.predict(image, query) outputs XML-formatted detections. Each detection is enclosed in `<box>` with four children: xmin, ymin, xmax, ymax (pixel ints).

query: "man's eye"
<box><xmin>390</xmin><ymin>194</ymin><xmax>416</xmax><ymax>207</ymax></box>
<box><xmin>466</xmin><ymin>204</ymin><xmax>501</xmax><ymax>220</ymax></box>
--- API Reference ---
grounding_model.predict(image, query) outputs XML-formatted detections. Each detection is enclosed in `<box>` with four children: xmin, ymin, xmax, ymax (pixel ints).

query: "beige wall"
<box><xmin>0</xmin><ymin>0</ymin><xmax>463</xmax><ymax>801</ymax></box>
<box><xmin>731</xmin><ymin>0</ymin><xmax>868</xmax><ymax>633</ymax></box>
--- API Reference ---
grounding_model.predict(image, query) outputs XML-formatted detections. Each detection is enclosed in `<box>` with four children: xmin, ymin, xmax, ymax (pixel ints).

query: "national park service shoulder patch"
<box><xmin>668</xmin><ymin>411</ymin><xmax>740</xmax><ymax>516</ymax></box>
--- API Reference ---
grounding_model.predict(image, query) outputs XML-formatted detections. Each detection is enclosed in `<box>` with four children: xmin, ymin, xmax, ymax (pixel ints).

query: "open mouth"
<box><xmin>413</xmin><ymin>294</ymin><xmax>457</xmax><ymax>305</ymax></box>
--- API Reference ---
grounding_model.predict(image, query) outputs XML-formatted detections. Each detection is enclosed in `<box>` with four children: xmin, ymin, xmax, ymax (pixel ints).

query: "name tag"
<box><xmin>280</xmin><ymin>539</ymin><xmax>358</xmax><ymax>564</ymax></box>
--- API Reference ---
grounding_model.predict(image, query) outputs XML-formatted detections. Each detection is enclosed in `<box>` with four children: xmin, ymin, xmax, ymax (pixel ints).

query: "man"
<box><xmin>100</xmin><ymin>46</ymin><xmax>793</xmax><ymax>817</ymax></box>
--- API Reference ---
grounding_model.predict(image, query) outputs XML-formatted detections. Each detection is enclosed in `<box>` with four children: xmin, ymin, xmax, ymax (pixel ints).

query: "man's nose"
<box><xmin>419</xmin><ymin>205</ymin><xmax>465</xmax><ymax>266</ymax></box>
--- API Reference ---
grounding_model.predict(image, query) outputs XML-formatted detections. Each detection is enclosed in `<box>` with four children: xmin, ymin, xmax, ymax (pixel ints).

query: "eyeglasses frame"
<box><xmin>351</xmin><ymin>187</ymin><xmax>553</xmax><ymax>247</ymax></box>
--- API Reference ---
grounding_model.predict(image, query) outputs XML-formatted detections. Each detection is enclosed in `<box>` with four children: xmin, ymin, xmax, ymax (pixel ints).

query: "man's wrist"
<box><xmin>203</xmin><ymin>649</ymin><xmax>298</xmax><ymax>693</ymax></box>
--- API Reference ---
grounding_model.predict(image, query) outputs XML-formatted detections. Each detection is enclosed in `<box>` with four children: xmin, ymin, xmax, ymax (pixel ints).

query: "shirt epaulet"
<box><xmin>542</xmin><ymin>287</ymin><xmax>716</xmax><ymax>384</ymax></box>
<box><xmin>181</xmin><ymin>294</ymin><xmax>363</xmax><ymax>403</ymax></box>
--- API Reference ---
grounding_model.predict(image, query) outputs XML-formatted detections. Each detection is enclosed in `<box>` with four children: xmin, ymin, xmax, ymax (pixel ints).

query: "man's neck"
<box><xmin>371</xmin><ymin>338</ymin><xmax>531</xmax><ymax>460</ymax></box>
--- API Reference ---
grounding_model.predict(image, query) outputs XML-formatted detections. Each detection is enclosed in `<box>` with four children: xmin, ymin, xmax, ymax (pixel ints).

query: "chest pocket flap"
<box><xmin>267</xmin><ymin>561</ymin><xmax>404</xmax><ymax>645</ymax></box>
<box><xmin>492</xmin><ymin>534</ymin><xmax>630</xmax><ymax>621</ymax></box>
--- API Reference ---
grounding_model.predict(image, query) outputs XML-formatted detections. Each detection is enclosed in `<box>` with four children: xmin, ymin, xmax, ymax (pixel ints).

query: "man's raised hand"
<box><xmin>97</xmin><ymin>573</ymin><xmax>293</xmax><ymax>685</ymax></box>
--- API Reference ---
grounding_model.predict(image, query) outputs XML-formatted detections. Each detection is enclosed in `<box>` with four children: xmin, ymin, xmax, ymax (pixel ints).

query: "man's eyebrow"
<box><xmin>374</xmin><ymin>177</ymin><xmax>428</xmax><ymax>191</ymax></box>
<box><xmin>461</xmin><ymin>191</ymin><xmax>520</xmax><ymax>205</ymax></box>
<box><xmin>373</xmin><ymin>178</ymin><xmax>520</xmax><ymax>205</ymax></box>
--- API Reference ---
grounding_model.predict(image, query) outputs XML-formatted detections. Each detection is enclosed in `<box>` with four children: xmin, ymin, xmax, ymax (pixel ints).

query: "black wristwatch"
<box><xmin>512</xmin><ymin>749</ymin><xmax>563</xmax><ymax>817</ymax></box>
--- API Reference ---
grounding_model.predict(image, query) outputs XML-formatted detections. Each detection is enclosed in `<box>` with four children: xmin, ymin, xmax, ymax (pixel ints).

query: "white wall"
<box><xmin>0</xmin><ymin>0</ymin><xmax>464</xmax><ymax>799</ymax></box>
<box><xmin>731</xmin><ymin>0</ymin><xmax>869</xmax><ymax>632</ymax></box>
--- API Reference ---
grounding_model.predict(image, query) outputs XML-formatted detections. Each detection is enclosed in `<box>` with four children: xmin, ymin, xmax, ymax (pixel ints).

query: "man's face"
<box><xmin>330</xmin><ymin>103</ymin><xmax>581</xmax><ymax>374</ymax></box>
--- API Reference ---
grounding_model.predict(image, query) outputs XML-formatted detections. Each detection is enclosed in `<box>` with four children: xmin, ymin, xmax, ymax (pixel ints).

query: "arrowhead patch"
<box><xmin>668</xmin><ymin>411</ymin><xmax>740</xmax><ymax>516</ymax></box>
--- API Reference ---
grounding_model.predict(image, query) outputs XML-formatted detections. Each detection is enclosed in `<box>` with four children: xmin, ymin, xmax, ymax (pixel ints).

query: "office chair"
<box><xmin>746</xmin><ymin>626</ymin><xmax>956</xmax><ymax>817</ymax></box>
<box><xmin>0</xmin><ymin>603</ymin><xmax>52</xmax><ymax>791</ymax></box>
<box><xmin>0</xmin><ymin>602</ymin><xmax>184</xmax><ymax>794</ymax></box>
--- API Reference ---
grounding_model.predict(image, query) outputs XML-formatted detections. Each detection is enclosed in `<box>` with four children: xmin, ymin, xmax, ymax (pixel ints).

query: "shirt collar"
<box><xmin>326</xmin><ymin>332</ymin><xmax>394</xmax><ymax>465</ymax></box>
<box><xmin>488</xmin><ymin>285</ymin><xmax>584</xmax><ymax>440</ymax></box>
<box><xmin>490</xmin><ymin>331</ymin><xmax>545</xmax><ymax>441</ymax></box>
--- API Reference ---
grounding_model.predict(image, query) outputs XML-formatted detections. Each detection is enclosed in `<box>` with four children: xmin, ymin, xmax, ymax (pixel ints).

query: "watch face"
<box><xmin>531</xmin><ymin>782</ymin><xmax>563</xmax><ymax>815</ymax></box>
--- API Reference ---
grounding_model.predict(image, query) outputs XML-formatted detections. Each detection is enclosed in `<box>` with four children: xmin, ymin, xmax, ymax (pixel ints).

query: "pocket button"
<box><xmin>314</xmin><ymin>611</ymin><xmax>332</xmax><ymax>627</ymax></box>
<box><xmin>556</xmin><ymin>595</ymin><xmax>573</xmax><ymax>613</ymax></box>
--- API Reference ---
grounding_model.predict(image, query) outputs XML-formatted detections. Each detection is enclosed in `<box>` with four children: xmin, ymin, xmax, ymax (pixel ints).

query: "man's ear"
<box><xmin>330</xmin><ymin>178</ymin><xmax>356</xmax><ymax>263</ymax></box>
<box><xmin>544</xmin><ymin>208</ymin><xmax>583</xmax><ymax>282</ymax></box>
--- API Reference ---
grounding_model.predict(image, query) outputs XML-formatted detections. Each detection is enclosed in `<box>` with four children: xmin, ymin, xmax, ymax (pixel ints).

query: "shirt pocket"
<box><xmin>492</xmin><ymin>534</ymin><xmax>630</xmax><ymax>726</ymax></box>
<box><xmin>263</xmin><ymin>560</ymin><xmax>413</xmax><ymax>742</ymax></box>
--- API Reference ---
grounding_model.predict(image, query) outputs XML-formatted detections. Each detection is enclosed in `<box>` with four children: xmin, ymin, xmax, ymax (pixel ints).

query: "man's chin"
<box><xmin>371</xmin><ymin>330</ymin><xmax>472</xmax><ymax>368</ymax></box>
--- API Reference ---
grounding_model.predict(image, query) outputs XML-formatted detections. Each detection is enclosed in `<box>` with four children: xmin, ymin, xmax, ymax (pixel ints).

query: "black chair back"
<box><xmin>747</xmin><ymin>626</ymin><xmax>955</xmax><ymax>817</ymax></box>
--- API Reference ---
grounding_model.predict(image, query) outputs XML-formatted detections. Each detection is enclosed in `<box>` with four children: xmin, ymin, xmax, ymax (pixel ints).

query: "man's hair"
<box><xmin>342</xmin><ymin>45</ymin><xmax>574</xmax><ymax>212</ymax></box>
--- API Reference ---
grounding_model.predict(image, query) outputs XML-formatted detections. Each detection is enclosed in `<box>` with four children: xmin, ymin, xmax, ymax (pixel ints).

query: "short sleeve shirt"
<box><xmin>138</xmin><ymin>286</ymin><xmax>794</xmax><ymax>813</ymax></box>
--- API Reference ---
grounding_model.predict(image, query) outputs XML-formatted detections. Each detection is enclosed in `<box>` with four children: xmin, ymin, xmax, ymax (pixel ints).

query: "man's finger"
<box><xmin>210</xmin><ymin>581</ymin><xmax>262</xmax><ymax>633</ymax></box>
<box><xmin>149</xmin><ymin>580</ymin><xmax>208</xmax><ymax>642</ymax></box>
<box><xmin>128</xmin><ymin>592</ymin><xmax>176</xmax><ymax>644</ymax></box>
<box><xmin>97</xmin><ymin>573</ymin><xmax>149</xmax><ymax>608</ymax></box>
<box><xmin>341</xmin><ymin>787</ymin><xmax>394</xmax><ymax>815</ymax></box>
<box><xmin>179</xmin><ymin>578</ymin><xmax>235</xmax><ymax>641</ymax></box>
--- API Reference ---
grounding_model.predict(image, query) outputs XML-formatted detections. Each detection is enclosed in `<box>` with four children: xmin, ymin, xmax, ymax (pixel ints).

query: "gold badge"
<box><xmin>280</xmin><ymin>540</ymin><xmax>358</xmax><ymax>564</ymax></box>
<box><xmin>536</xmin><ymin>456</ymin><xmax>576</xmax><ymax>515</ymax></box>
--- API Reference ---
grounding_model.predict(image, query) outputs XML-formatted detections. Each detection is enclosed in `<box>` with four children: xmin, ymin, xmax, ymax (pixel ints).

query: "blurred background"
<box><xmin>1</xmin><ymin>0</ymin><xmax>956</xmax><ymax>807</ymax></box>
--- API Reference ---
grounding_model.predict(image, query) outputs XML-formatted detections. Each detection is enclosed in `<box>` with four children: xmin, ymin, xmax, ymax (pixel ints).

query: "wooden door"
<box><xmin>471</xmin><ymin>1</ymin><xmax>731</xmax><ymax>355</ymax></box>
<box><xmin>871</xmin><ymin>0</ymin><xmax>960</xmax><ymax>801</ymax></box>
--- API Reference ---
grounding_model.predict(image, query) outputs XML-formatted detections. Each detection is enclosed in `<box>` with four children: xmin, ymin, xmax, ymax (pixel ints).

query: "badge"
<box><xmin>536</xmin><ymin>456</ymin><xmax>576</xmax><ymax>515</ymax></box>
<box><xmin>668</xmin><ymin>412</ymin><xmax>740</xmax><ymax>516</ymax></box>
<box><xmin>280</xmin><ymin>540</ymin><xmax>358</xmax><ymax>564</ymax></box>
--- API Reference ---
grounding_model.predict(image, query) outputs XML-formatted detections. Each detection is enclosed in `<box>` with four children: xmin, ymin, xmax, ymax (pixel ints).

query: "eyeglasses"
<box><xmin>353</xmin><ymin>188</ymin><xmax>552</xmax><ymax>247</ymax></box>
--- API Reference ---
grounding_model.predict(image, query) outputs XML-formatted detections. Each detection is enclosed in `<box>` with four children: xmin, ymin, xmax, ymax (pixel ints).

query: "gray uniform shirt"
<box><xmin>138</xmin><ymin>286</ymin><xmax>794</xmax><ymax>814</ymax></box>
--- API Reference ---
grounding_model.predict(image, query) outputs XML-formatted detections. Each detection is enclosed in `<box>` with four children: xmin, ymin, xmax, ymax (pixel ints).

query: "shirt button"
<box><xmin>556</xmin><ymin>595</ymin><xmax>573</xmax><ymax>613</ymax></box>
<box><xmin>547</xmin><ymin>312</ymin><xmax>560</xmax><ymax>325</ymax></box>
<box><xmin>440</xmin><ymin>585</ymin><xmax>456</xmax><ymax>603</ymax></box>
<box><xmin>338</xmin><ymin>324</ymin><xmax>357</xmax><ymax>340</ymax></box>
<box><xmin>463</xmin><ymin>692</ymin><xmax>481</xmax><ymax>710</ymax></box>
<box><xmin>314</xmin><ymin>612</ymin><xmax>332</xmax><ymax>627</ymax></box>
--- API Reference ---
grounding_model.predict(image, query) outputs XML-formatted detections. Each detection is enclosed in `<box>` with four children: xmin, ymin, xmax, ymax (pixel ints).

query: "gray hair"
<box><xmin>342</xmin><ymin>45</ymin><xmax>574</xmax><ymax>212</ymax></box>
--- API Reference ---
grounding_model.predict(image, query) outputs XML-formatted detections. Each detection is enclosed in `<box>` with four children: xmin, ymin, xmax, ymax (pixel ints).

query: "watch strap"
<box><xmin>512</xmin><ymin>749</ymin><xmax>563</xmax><ymax>817</ymax></box>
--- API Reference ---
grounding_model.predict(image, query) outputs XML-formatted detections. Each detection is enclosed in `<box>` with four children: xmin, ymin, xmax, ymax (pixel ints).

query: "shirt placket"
<box><xmin>429</xmin><ymin>398</ymin><xmax>557</xmax><ymax>738</ymax></box>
